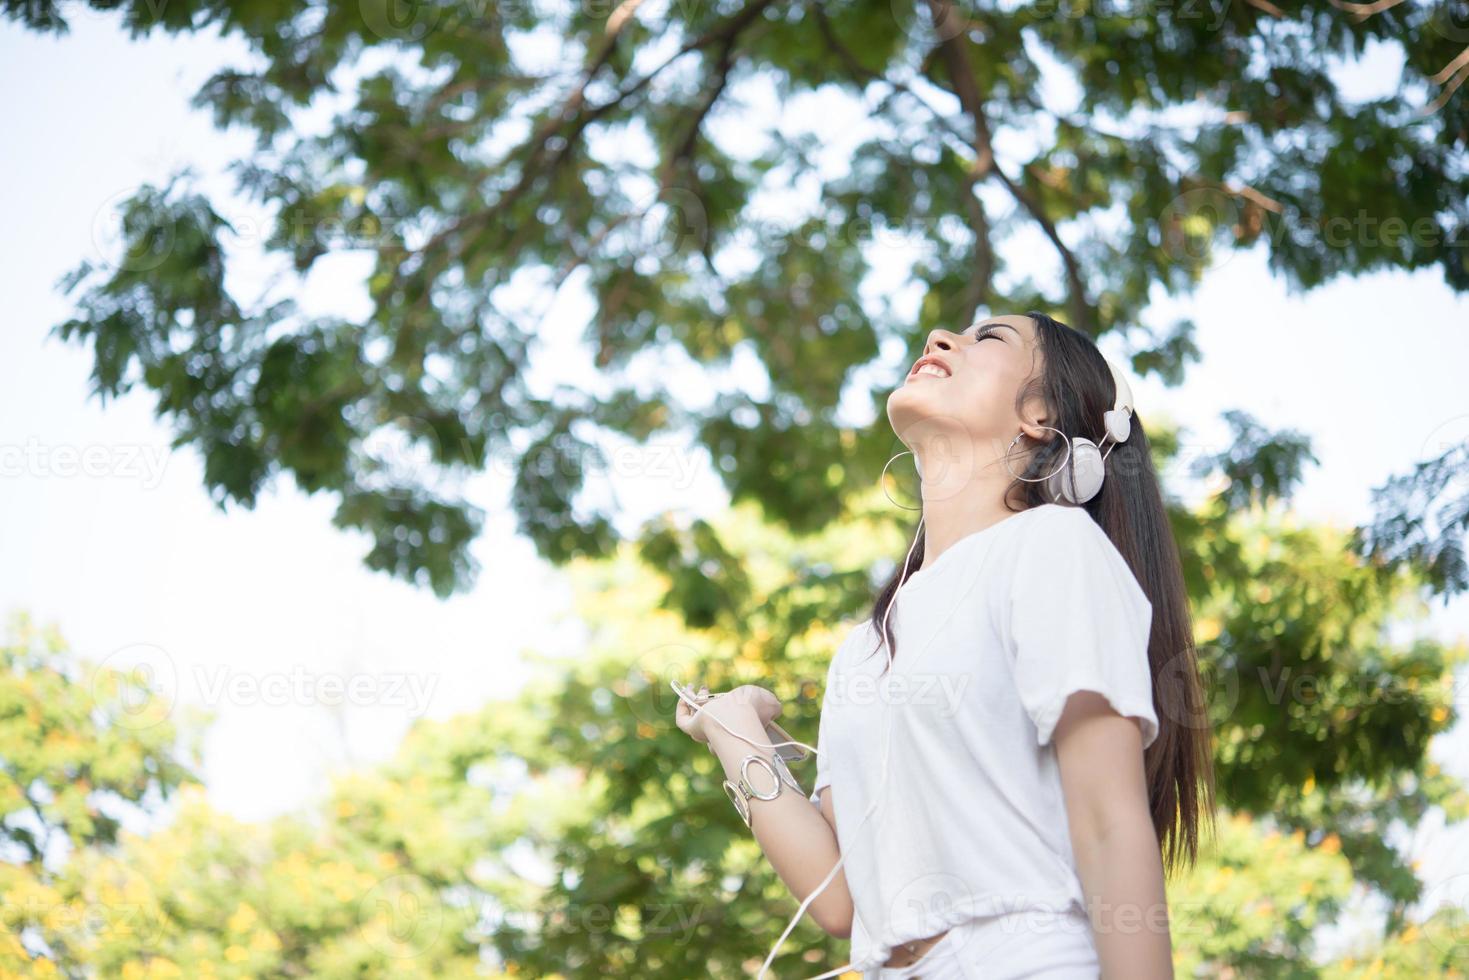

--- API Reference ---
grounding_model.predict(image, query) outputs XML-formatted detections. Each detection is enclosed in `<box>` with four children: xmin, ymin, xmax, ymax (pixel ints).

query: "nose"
<box><xmin>923</xmin><ymin>327</ymin><xmax>963</xmax><ymax>357</ymax></box>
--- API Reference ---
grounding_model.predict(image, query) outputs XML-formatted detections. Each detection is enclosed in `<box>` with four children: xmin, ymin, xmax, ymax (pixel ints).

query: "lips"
<box><xmin>908</xmin><ymin>355</ymin><xmax>952</xmax><ymax>380</ymax></box>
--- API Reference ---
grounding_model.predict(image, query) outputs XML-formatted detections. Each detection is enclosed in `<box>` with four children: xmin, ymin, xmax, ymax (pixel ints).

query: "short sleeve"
<box><xmin>808</xmin><ymin>702</ymin><xmax>831</xmax><ymax>807</ymax></box>
<box><xmin>1006</xmin><ymin>506</ymin><xmax>1159</xmax><ymax>750</ymax></box>
<box><xmin>807</xmin><ymin>631</ymin><xmax>848</xmax><ymax>807</ymax></box>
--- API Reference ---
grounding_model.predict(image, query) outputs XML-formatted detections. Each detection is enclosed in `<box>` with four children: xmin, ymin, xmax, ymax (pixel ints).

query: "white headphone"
<box><xmin>1038</xmin><ymin>356</ymin><xmax>1135</xmax><ymax>505</ymax></box>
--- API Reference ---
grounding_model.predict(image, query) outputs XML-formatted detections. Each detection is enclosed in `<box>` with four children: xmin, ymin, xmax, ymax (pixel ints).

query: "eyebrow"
<box><xmin>964</xmin><ymin>321</ymin><xmax>1022</xmax><ymax>338</ymax></box>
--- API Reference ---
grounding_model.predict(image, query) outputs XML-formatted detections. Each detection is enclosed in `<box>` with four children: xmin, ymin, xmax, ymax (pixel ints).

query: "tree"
<box><xmin>0</xmin><ymin>614</ymin><xmax>197</xmax><ymax>975</ymax></box>
<box><xmin>8</xmin><ymin>5</ymin><xmax>1469</xmax><ymax>969</ymax></box>
<box><xmin>0</xmin><ymin>435</ymin><xmax>1464</xmax><ymax>975</ymax></box>
<box><xmin>0</xmin><ymin>616</ymin><xmax>492</xmax><ymax>978</ymax></box>
<box><xmin>6</xmin><ymin>0</ymin><xmax>1465</xmax><ymax>594</ymax></box>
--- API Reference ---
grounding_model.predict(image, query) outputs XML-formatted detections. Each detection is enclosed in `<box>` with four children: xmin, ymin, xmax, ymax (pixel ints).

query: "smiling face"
<box><xmin>886</xmin><ymin>313</ymin><xmax>1048</xmax><ymax>447</ymax></box>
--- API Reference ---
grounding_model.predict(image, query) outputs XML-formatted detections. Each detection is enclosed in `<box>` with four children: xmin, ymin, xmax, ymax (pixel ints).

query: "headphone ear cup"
<box><xmin>1103</xmin><ymin>408</ymin><xmax>1132</xmax><ymax>445</ymax></box>
<box><xmin>1047</xmin><ymin>437</ymin><xmax>1105</xmax><ymax>504</ymax></box>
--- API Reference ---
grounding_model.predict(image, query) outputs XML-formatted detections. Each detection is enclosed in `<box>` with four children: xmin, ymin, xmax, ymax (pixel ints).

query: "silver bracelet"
<box><xmin>722</xmin><ymin>753</ymin><xmax>802</xmax><ymax>829</ymax></box>
<box><xmin>769</xmin><ymin>751</ymin><xmax>803</xmax><ymax>793</ymax></box>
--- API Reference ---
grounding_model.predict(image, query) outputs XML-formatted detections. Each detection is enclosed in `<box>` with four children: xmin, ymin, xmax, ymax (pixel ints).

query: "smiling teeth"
<box><xmin>916</xmin><ymin>363</ymin><xmax>949</xmax><ymax>378</ymax></box>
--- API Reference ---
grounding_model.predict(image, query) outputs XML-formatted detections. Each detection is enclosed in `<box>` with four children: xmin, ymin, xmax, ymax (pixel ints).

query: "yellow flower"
<box><xmin>226</xmin><ymin>903</ymin><xmax>258</xmax><ymax>934</ymax></box>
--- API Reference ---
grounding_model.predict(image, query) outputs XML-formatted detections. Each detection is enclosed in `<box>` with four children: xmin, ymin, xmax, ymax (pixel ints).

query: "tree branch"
<box><xmin>927</xmin><ymin>0</ymin><xmax>1091</xmax><ymax>332</ymax></box>
<box><xmin>532</xmin><ymin>3</ymin><xmax>772</xmax><ymax>361</ymax></box>
<box><xmin>388</xmin><ymin>10</ymin><xmax>646</xmax><ymax>295</ymax></box>
<box><xmin>814</xmin><ymin>3</ymin><xmax>993</xmax><ymax>318</ymax></box>
<box><xmin>1321</xmin><ymin>0</ymin><xmax>1465</xmax><ymax>110</ymax></box>
<box><xmin>993</xmin><ymin>166</ymin><xmax>1092</xmax><ymax>332</ymax></box>
<box><xmin>658</xmin><ymin>26</ymin><xmax>742</xmax><ymax>191</ymax></box>
<box><xmin>926</xmin><ymin>0</ymin><xmax>995</xmax><ymax>178</ymax></box>
<box><xmin>1422</xmin><ymin>62</ymin><xmax>1469</xmax><ymax>116</ymax></box>
<box><xmin>403</xmin><ymin>0</ymin><xmax>777</xmax><ymax>302</ymax></box>
<box><xmin>1430</xmin><ymin>44</ymin><xmax>1469</xmax><ymax>86</ymax></box>
<box><xmin>1325</xmin><ymin>0</ymin><xmax>1406</xmax><ymax>18</ymax></box>
<box><xmin>958</xmin><ymin>180</ymin><xmax>995</xmax><ymax>328</ymax></box>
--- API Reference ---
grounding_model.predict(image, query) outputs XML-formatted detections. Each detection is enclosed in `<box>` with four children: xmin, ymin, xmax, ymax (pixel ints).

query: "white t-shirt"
<box><xmin>807</xmin><ymin>502</ymin><xmax>1159</xmax><ymax>973</ymax></box>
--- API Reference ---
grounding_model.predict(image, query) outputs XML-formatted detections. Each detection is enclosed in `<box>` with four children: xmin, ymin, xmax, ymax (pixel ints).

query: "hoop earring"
<box><xmin>1003</xmin><ymin>426</ymin><xmax>1073</xmax><ymax>484</ymax></box>
<box><xmin>880</xmin><ymin>450</ymin><xmax>923</xmax><ymax>511</ymax></box>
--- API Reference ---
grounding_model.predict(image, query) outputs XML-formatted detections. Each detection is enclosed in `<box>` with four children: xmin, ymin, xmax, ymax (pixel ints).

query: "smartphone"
<box><xmin>670</xmin><ymin>680</ymin><xmax>809</xmax><ymax>764</ymax></box>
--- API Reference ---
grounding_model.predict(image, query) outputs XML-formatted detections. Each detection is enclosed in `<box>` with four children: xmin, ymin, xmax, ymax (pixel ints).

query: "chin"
<box><xmin>886</xmin><ymin>383</ymin><xmax>945</xmax><ymax>430</ymax></box>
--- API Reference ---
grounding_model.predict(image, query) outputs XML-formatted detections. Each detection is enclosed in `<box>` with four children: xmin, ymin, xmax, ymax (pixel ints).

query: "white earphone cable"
<box><xmin>673</xmin><ymin>517</ymin><xmax>927</xmax><ymax>979</ymax></box>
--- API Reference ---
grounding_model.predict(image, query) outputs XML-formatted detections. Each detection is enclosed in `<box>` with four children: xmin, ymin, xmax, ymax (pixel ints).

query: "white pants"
<box><xmin>867</xmin><ymin>909</ymin><xmax>1100</xmax><ymax>980</ymax></box>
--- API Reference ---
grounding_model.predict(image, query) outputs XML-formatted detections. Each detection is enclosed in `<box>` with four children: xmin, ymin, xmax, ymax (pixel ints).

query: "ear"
<box><xmin>1016</xmin><ymin>386</ymin><xmax>1054</xmax><ymax>440</ymax></box>
<box><xmin>1017</xmin><ymin>421</ymin><xmax>1053</xmax><ymax>443</ymax></box>
<box><xmin>1016</xmin><ymin>407</ymin><xmax>1055</xmax><ymax>443</ymax></box>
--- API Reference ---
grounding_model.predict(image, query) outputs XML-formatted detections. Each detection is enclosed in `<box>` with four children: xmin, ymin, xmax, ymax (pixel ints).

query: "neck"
<box><xmin>910</xmin><ymin>433</ymin><xmax>1023</xmax><ymax>571</ymax></box>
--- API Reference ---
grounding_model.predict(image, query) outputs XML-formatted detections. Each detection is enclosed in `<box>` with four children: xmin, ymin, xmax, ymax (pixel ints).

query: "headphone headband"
<box><xmin>1044</xmin><ymin>354</ymin><xmax>1136</xmax><ymax>505</ymax></box>
<box><xmin>1105</xmin><ymin>355</ymin><xmax>1135</xmax><ymax>416</ymax></box>
<box><xmin>1099</xmin><ymin>355</ymin><xmax>1134</xmax><ymax>449</ymax></box>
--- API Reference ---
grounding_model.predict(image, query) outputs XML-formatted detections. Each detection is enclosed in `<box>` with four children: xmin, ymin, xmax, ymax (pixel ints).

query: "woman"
<box><xmin>675</xmin><ymin>312</ymin><xmax>1216</xmax><ymax>979</ymax></box>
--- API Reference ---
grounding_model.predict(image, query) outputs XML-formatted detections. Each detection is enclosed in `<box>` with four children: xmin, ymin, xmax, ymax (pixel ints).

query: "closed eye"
<box><xmin>966</xmin><ymin>321</ymin><xmax>1019</xmax><ymax>343</ymax></box>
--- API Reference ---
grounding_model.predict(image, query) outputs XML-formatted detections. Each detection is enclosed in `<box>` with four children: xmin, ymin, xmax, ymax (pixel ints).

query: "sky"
<box><xmin>3</xmin><ymin>8</ymin><xmax>1469</xmax><ymax>962</ymax></box>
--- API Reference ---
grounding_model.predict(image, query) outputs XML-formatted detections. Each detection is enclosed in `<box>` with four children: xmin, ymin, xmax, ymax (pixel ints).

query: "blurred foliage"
<box><xmin>474</xmin><ymin>433</ymin><xmax>1469</xmax><ymax>976</ymax></box>
<box><xmin>0</xmin><ymin>615</ymin><xmax>491</xmax><ymax>979</ymax></box>
<box><xmin>1355</xmin><ymin>441</ymin><xmax>1469</xmax><ymax>601</ymax></box>
<box><xmin>3</xmin><ymin>422</ymin><xmax>1468</xmax><ymax>975</ymax></box>
<box><xmin>0</xmin><ymin>615</ymin><xmax>198</xmax><ymax>868</ymax></box>
<box><xmin>4</xmin><ymin>0</ymin><xmax>1465</xmax><ymax>593</ymax></box>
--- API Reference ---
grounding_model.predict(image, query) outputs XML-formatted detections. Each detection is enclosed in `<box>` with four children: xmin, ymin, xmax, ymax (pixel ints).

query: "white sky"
<box><xmin>3</xmin><ymin>10</ymin><xmax>1468</xmax><ymax>960</ymax></box>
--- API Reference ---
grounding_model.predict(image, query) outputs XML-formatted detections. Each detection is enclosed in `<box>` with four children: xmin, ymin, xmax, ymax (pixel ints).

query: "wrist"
<box><xmin>704</xmin><ymin>707</ymin><xmax>769</xmax><ymax>768</ymax></box>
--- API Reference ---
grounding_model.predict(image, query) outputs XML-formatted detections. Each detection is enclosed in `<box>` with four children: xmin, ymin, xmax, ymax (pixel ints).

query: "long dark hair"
<box><xmin>867</xmin><ymin>311</ymin><xmax>1217</xmax><ymax>877</ymax></box>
